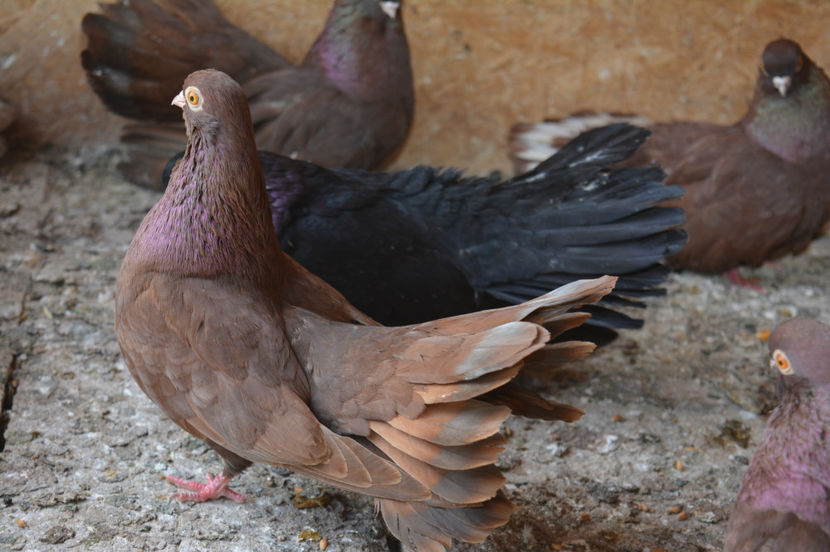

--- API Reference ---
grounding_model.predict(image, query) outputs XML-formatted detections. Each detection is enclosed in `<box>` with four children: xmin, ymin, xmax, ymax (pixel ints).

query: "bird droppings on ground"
<box><xmin>293</xmin><ymin>490</ymin><xmax>332</xmax><ymax>510</ymax></box>
<box><xmin>1</xmin><ymin>145</ymin><xmax>829</xmax><ymax>551</ymax></box>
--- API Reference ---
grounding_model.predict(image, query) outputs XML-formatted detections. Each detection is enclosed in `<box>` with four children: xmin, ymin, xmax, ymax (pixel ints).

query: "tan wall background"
<box><xmin>1</xmin><ymin>0</ymin><xmax>829</xmax><ymax>174</ymax></box>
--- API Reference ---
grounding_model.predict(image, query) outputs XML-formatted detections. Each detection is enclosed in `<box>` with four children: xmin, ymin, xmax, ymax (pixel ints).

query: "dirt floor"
<box><xmin>0</xmin><ymin>145</ymin><xmax>828</xmax><ymax>551</ymax></box>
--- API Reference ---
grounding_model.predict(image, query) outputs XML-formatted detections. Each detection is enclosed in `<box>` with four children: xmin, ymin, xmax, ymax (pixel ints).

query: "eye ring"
<box><xmin>770</xmin><ymin>349</ymin><xmax>793</xmax><ymax>375</ymax></box>
<box><xmin>185</xmin><ymin>86</ymin><xmax>203</xmax><ymax>111</ymax></box>
<box><xmin>795</xmin><ymin>55</ymin><xmax>804</xmax><ymax>72</ymax></box>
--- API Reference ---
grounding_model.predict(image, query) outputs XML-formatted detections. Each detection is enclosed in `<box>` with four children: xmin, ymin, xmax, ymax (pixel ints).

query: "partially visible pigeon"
<box><xmin>82</xmin><ymin>0</ymin><xmax>413</xmax><ymax>188</ymax></box>
<box><xmin>509</xmin><ymin>38</ymin><xmax>830</xmax><ymax>286</ymax></box>
<box><xmin>115</xmin><ymin>68</ymin><xmax>620</xmax><ymax>552</ymax></box>
<box><xmin>161</xmin><ymin>122</ymin><xmax>687</xmax><ymax>343</ymax></box>
<box><xmin>724</xmin><ymin>317</ymin><xmax>830</xmax><ymax>551</ymax></box>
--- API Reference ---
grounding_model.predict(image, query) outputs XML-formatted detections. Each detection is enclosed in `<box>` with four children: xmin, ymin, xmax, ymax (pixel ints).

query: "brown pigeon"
<box><xmin>724</xmin><ymin>317</ymin><xmax>830</xmax><ymax>551</ymax></box>
<box><xmin>509</xmin><ymin>38</ymin><xmax>830</xmax><ymax>287</ymax></box>
<box><xmin>82</xmin><ymin>0</ymin><xmax>413</xmax><ymax>188</ymax></box>
<box><xmin>114</xmin><ymin>68</ymin><xmax>618</xmax><ymax>551</ymax></box>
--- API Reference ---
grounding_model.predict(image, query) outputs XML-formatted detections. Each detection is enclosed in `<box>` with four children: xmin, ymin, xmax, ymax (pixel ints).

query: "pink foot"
<box><xmin>726</xmin><ymin>268</ymin><xmax>764</xmax><ymax>292</ymax></box>
<box><xmin>165</xmin><ymin>472</ymin><xmax>246</xmax><ymax>503</ymax></box>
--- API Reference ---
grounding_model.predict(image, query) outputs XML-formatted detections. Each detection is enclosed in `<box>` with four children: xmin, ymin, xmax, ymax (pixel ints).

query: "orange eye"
<box><xmin>184</xmin><ymin>86</ymin><xmax>202</xmax><ymax>110</ymax></box>
<box><xmin>770</xmin><ymin>349</ymin><xmax>793</xmax><ymax>375</ymax></box>
<box><xmin>796</xmin><ymin>56</ymin><xmax>804</xmax><ymax>72</ymax></box>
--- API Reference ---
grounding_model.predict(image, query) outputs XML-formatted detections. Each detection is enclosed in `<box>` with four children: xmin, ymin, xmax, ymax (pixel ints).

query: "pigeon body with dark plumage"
<box><xmin>510</xmin><ymin>39</ymin><xmax>830</xmax><ymax>284</ymax></box>
<box><xmin>115</xmin><ymin>68</ymin><xmax>622</xmax><ymax>551</ymax></box>
<box><xmin>724</xmin><ymin>317</ymin><xmax>830</xmax><ymax>551</ymax></box>
<box><xmin>82</xmin><ymin>0</ymin><xmax>413</xmax><ymax>188</ymax></box>
<box><xmin>160</xmin><ymin>122</ymin><xmax>687</xmax><ymax>342</ymax></box>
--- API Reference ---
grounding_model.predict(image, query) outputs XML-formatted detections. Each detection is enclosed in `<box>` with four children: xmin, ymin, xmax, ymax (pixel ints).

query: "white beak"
<box><xmin>772</xmin><ymin>75</ymin><xmax>791</xmax><ymax>97</ymax></box>
<box><xmin>171</xmin><ymin>91</ymin><xmax>186</xmax><ymax>109</ymax></box>
<box><xmin>380</xmin><ymin>1</ymin><xmax>399</xmax><ymax>19</ymax></box>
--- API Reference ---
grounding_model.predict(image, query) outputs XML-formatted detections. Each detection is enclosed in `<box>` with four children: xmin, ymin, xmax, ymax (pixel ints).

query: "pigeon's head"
<box><xmin>334</xmin><ymin>0</ymin><xmax>402</xmax><ymax>22</ymax></box>
<box><xmin>172</xmin><ymin>69</ymin><xmax>252</xmax><ymax>141</ymax></box>
<box><xmin>759</xmin><ymin>38</ymin><xmax>808</xmax><ymax>98</ymax></box>
<box><xmin>338</xmin><ymin>0</ymin><xmax>403</xmax><ymax>29</ymax></box>
<box><xmin>768</xmin><ymin>317</ymin><xmax>830</xmax><ymax>392</ymax></box>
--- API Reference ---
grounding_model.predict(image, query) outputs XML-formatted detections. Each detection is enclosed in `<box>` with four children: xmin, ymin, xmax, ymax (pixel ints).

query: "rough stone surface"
<box><xmin>1</xmin><ymin>146</ymin><xmax>828</xmax><ymax>551</ymax></box>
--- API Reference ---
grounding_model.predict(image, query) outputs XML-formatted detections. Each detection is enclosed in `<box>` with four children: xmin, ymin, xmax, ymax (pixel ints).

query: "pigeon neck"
<box><xmin>744</xmin><ymin>64</ymin><xmax>830</xmax><ymax>162</ymax></box>
<box><xmin>302</xmin><ymin>2</ymin><xmax>413</xmax><ymax>106</ymax></box>
<box><xmin>736</xmin><ymin>385</ymin><xmax>830</xmax><ymax>527</ymax></box>
<box><xmin>132</xmin><ymin>126</ymin><xmax>282</xmax><ymax>286</ymax></box>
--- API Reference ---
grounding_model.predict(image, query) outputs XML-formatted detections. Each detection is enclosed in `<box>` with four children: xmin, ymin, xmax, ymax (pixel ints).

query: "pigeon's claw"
<box><xmin>726</xmin><ymin>268</ymin><xmax>764</xmax><ymax>292</ymax></box>
<box><xmin>165</xmin><ymin>472</ymin><xmax>246</xmax><ymax>503</ymax></box>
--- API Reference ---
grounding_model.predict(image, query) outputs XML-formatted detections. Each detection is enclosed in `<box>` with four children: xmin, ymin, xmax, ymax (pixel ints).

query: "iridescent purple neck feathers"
<box><xmin>726</xmin><ymin>317</ymin><xmax>830</xmax><ymax>550</ymax></box>
<box><xmin>736</xmin><ymin>387</ymin><xmax>830</xmax><ymax>528</ymax></box>
<box><xmin>126</xmin><ymin>70</ymin><xmax>281</xmax><ymax>286</ymax></box>
<box><xmin>303</xmin><ymin>0</ymin><xmax>412</xmax><ymax>107</ymax></box>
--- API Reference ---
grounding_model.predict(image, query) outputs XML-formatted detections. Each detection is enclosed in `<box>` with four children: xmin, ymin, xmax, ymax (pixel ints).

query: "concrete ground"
<box><xmin>1</xmin><ymin>146</ymin><xmax>827</xmax><ymax>551</ymax></box>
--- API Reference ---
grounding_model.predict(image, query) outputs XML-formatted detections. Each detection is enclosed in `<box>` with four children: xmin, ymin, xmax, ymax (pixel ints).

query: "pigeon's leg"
<box><xmin>166</xmin><ymin>440</ymin><xmax>252</xmax><ymax>503</ymax></box>
<box><xmin>166</xmin><ymin>471</ymin><xmax>246</xmax><ymax>502</ymax></box>
<box><xmin>726</xmin><ymin>268</ymin><xmax>763</xmax><ymax>291</ymax></box>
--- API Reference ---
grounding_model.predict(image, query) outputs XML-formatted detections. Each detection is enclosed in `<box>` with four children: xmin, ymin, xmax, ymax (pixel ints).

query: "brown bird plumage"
<box><xmin>82</xmin><ymin>0</ymin><xmax>413</xmax><ymax>188</ymax></box>
<box><xmin>509</xmin><ymin>38</ymin><xmax>830</xmax><ymax>282</ymax></box>
<box><xmin>114</xmin><ymin>69</ymin><xmax>617</xmax><ymax>551</ymax></box>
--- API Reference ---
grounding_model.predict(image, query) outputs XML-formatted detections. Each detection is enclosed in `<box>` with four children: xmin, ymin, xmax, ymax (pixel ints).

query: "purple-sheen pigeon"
<box><xmin>114</xmin><ymin>68</ymin><xmax>621</xmax><ymax>551</ymax></box>
<box><xmin>724</xmin><ymin>317</ymin><xmax>830</xmax><ymax>551</ymax></box>
<box><xmin>81</xmin><ymin>0</ymin><xmax>413</xmax><ymax>188</ymax></box>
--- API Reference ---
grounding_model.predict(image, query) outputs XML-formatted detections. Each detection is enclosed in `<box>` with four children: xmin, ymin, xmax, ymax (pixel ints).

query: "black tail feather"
<box><xmin>159</xmin><ymin>124</ymin><xmax>685</xmax><ymax>339</ymax></box>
